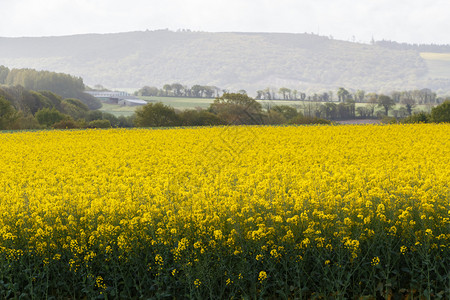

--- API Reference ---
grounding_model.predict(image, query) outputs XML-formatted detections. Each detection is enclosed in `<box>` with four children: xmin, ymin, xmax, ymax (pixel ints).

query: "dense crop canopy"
<box><xmin>0</xmin><ymin>124</ymin><xmax>449</xmax><ymax>298</ymax></box>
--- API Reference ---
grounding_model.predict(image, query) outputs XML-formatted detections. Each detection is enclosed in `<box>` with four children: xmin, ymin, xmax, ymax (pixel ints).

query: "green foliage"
<box><xmin>117</xmin><ymin>115</ymin><xmax>135</xmax><ymax>128</ymax></box>
<box><xmin>35</xmin><ymin>108</ymin><xmax>68</xmax><ymax>127</ymax></box>
<box><xmin>0</xmin><ymin>96</ymin><xmax>17</xmax><ymax>130</ymax></box>
<box><xmin>378</xmin><ymin>95</ymin><xmax>396</xmax><ymax>116</ymax></box>
<box><xmin>101</xmin><ymin>112</ymin><xmax>120</xmax><ymax>127</ymax></box>
<box><xmin>178</xmin><ymin>109</ymin><xmax>224</xmax><ymax>126</ymax></box>
<box><xmin>210</xmin><ymin>93</ymin><xmax>263</xmax><ymax>125</ymax></box>
<box><xmin>5</xmin><ymin>68</ymin><xmax>84</xmax><ymax>99</ymax></box>
<box><xmin>0</xmin><ymin>65</ymin><xmax>9</xmax><ymax>84</ymax></box>
<box><xmin>430</xmin><ymin>100</ymin><xmax>450</xmax><ymax>123</ymax></box>
<box><xmin>337</xmin><ymin>87</ymin><xmax>351</xmax><ymax>102</ymax></box>
<box><xmin>37</xmin><ymin>90</ymin><xmax>63</xmax><ymax>110</ymax></box>
<box><xmin>401</xmin><ymin>98</ymin><xmax>416</xmax><ymax>116</ymax></box>
<box><xmin>75</xmin><ymin>92</ymin><xmax>102</xmax><ymax>110</ymax></box>
<box><xmin>85</xmin><ymin>110</ymin><xmax>104</xmax><ymax>121</ymax></box>
<box><xmin>136</xmin><ymin>85</ymin><xmax>160</xmax><ymax>96</ymax></box>
<box><xmin>271</xmin><ymin>105</ymin><xmax>299</xmax><ymax>121</ymax></box>
<box><xmin>401</xmin><ymin>112</ymin><xmax>431</xmax><ymax>124</ymax></box>
<box><xmin>0</xmin><ymin>31</ymin><xmax>439</xmax><ymax>92</ymax></box>
<box><xmin>1</xmin><ymin>67</ymin><xmax>101</xmax><ymax>110</ymax></box>
<box><xmin>134</xmin><ymin>102</ymin><xmax>179</xmax><ymax>127</ymax></box>
<box><xmin>9</xmin><ymin>112</ymin><xmax>41</xmax><ymax>130</ymax></box>
<box><xmin>263</xmin><ymin>110</ymin><xmax>287</xmax><ymax>125</ymax></box>
<box><xmin>289</xmin><ymin>115</ymin><xmax>332</xmax><ymax>125</ymax></box>
<box><xmin>0</xmin><ymin>85</ymin><xmax>106</xmax><ymax>130</ymax></box>
<box><xmin>380</xmin><ymin>116</ymin><xmax>398</xmax><ymax>124</ymax></box>
<box><xmin>87</xmin><ymin>119</ymin><xmax>112</xmax><ymax>128</ymax></box>
<box><xmin>0</xmin><ymin>86</ymin><xmax>55</xmax><ymax>115</ymax></box>
<box><xmin>61</xmin><ymin>98</ymin><xmax>89</xmax><ymax>120</ymax></box>
<box><xmin>52</xmin><ymin>119</ymin><xmax>80</xmax><ymax>129</ymax></box>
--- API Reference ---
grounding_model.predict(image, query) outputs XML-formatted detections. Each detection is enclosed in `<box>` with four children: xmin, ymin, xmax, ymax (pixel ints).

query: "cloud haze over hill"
<box><xmin>1</xmin><ymin>0</ymin><xmax>450</xmax><ymax>44</ymax></box>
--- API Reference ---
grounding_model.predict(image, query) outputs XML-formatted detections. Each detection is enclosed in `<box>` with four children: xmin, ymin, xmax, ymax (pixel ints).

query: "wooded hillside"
<box><xmin>1</xmin><ymin>30</ymin><xmax>449</xmax><ymax>93</ymax></box>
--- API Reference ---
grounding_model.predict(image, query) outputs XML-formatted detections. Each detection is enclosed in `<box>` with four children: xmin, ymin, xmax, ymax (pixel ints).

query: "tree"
<box><xmin>191</xmin><ymin>85</ymin><xmax>204</xmax><ymax>98</ymax></box>
<box><xmin>171</xmin><ymin>83</ymin><xmax>184</xmax><ymax>97</ymax></box>
<box><xmin>35</xmin><ymin>108</ymin><xmax>67</xmax><ymax>127</ymax></box>
<box><xmin>136</xmin><ymin>86</ymin><xmax>160</xmax><ymax>97</ymax></box>
<box><xmin>134</xmin><ymin>102</ymin><xmax>179</xmax><ymax>127</ymax></box>
<box><xmin>5</xmin><ymin>68</ymin><xmax>85</xmax><ymax>100</ymax></box>
<box><xmin>264</xmin><ymin>110</ymin><xmax>286</xmax><ymax>125</ymax></box>
<box><xmin>402</xmin><ymin>112</ymin><xmax>430</xmax><ymax>123</ymax></box>
<box><xmin>401</xmin><ymin>98</ymin><xmax>416</xmax><ymax>116</ymax></box>
<box><xmin>299</xmin><ymin>93</ymin><xmax>306</xmax><ymax>101</ymax></box>
<box><xmin>337</xmin><ymin>87</ymin><xmax>350</xmax><ymax>102</ymax></box>
<box><xmin>87</xmin><ymin>119</ymin><xmax>112</xmax><ymax>128</ymax></box>
<box><xmin>209</xmin><ymin>93</ymin><xmax>263</xmax><ymax>125</ymax></box>
<box><xmin>430</xmin><ymin>100</ymin><xmax>450</xmax><ymax>123</ymax></box>
<box><xmin>0</xmin><ymin>96</ymin><xmax>17</xmax><ymax>129</ymax></box>
<box><xmin>38</xmin><ymin>90</ymin><xmax>63</xmax><ymax>110</ymax></box>
<box><xmin>162</xmin><ymin>84</ymin><xmax>172</xmax><ymax>96</ymax></box>
<box><xmin>263</xmin><ymin>88</ymin><xmax>272</xmax><ymax>100</ymax></box>
<box><xmin>178</xmin><ymin>109</ymin><xmax>224</xmax><ymax>126</ymax></box>
<box><xmin>278</xmin><ymin>87</ymin><xmax>291</xmax><ymax>100</ymax></box>
<box><xmin>356</xmin><ymin>106</ymin><xmax>371</xmax><ymax>118</ymax></box>
<box><xmin>391</xmin><ymin>91</ymin><xmax>402</xmax><ymax>103</ymax></box>
<box><xmin>203</xmin><ymin>86</ymin><xmax>215</xmax><ymax>98</ymax></box>
<box><xmin>377</xmin><ymin>95</ymin><xmax>396</xmax><ymax>116</ymax></box>
<box><xmin>271</xmin><ymin>105</ymin><xmax>299</xmax><ymax>121</ymax></box>
<box><xmin>255</xmin><ymin>90</ymin><xmax>264</xmax><ymax>100</ymax></box>
<box><xmin>321</xmin><ymin>102</ymin><xmax>338</xmax><ymax>119</ymax></box>
<box><xmin>61</xmin><ymin>98</ymin><xmax>89</xmax><ymax>120</ymax></box>
<box><xmin>0</xmin><ymin>65</ymin><xmax>9</xmax><ymax>84</ymax></box>
<box><xmin>355</xmin><ymin>90</ymin><xmax>365</xmax><ymax>102</ymax></box>
<box><xmin>344</xmin><ymin>98</ymin><xmax>356</xmax><ymax>118</ymax></box>
<box><xmin>365</xmin><ymin>94</ymin><xmax>378</xmax><ymax>117</ymax></box>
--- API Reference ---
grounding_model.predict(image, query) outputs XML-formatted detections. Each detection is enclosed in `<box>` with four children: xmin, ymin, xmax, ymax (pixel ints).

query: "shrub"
<box><xmin>430</xmin><ymin>100</ymin><xmax>450</xmax><ymax>123</ymax></box>
<box><xmin>35</xmin><ymin>107</ymin><xmax>68</xmax><ymax>127</ymax></box>
<box><xmin>401</xmin><ymin>112</ymin><xmax>430</xmax><ymax>123</ymax></box>
<box><xmin>289</xmin><ymin>115</ymin><xmax>331</xmax><ymax>125</ymax></box>
<box><xmin>134</xmin><ymin>102</ymin><xmax>179</xmax><ymax>127</ymax></box>
<box><xmin>87</xmin><ymin>119</ymin><xmax>112</xmax><ymax>128</ymax></box>
<box><xmin>52</xmin><ymin>119</ymin><xmax>80</xmax><ymax>129</ymax></box>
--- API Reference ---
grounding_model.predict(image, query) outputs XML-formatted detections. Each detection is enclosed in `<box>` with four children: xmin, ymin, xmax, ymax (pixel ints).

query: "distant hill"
<box><xmin>375</xmin><ymin>40</ymin><xmax>450</xmax><ymax>53</ymax></box>
<box><xmin>1</xmin><ymin>30</ymin><xmax>450</xmax><ymax>94</ymax></box>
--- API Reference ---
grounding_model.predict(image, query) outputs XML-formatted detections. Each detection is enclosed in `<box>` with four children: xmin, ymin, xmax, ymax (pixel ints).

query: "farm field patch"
<box><xmin>420</xmin><ymin>52</ymin><xmax>450</xmax><ymax>79</ymax></box>
<box><xmin>0</xmin><ymin>125</ymin><xmax>449</xmax><ymax>298</ymax></box>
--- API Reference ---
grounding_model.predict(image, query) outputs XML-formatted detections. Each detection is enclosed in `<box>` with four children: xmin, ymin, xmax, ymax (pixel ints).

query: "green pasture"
<box><xmin>98</xmin><ymin>103</ymin><xmax>137</xmax><ymax>117</ymax></box>
<box><xmin>420</xmin><ymin>52</ymin><xmax>450</xmax><ymax>79</ymax></box>
<box><xmin>99</xmin><ymin>97</ymin><xmax>434</xmax><ymax>117</ymax></box>
<box><xmin>140</xmin><ymin>96</ymin><xmax>215</xmax><ymax>110</ymax></box>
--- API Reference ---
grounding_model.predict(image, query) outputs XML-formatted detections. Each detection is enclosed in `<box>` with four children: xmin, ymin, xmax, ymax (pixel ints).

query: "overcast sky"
<box><xmin>1</xmin><ymin>0</ymin><xmax>449</xmax><ymax>44</ymax></box>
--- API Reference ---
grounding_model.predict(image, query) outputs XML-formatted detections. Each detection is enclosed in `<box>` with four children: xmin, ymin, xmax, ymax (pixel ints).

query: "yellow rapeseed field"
<box><xmin>0</xmin><ymin>124</ymin><xmax>449</xmax><ymax>298</ymax></box>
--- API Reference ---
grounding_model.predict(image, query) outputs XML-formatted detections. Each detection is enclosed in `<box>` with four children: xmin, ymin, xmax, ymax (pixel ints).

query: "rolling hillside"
<box><xmin>1</xmin><ymin>30</ymin><xmax>449</xmax><ymax>94</ymax></box>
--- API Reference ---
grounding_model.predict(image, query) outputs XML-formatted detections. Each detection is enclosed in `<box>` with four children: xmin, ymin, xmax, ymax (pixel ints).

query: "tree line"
<box><xmin>132</xmin><ymin>92</ymin><xmax>450</xmax><ymax>128</ymax></box>
<box><xmin>0</xmin><ymin>85</ymin><xmax>134</xmax><ymax>130</ymax></box>
<box><xmin>1</xmin><ymin>85</ymin><xmax>450</xmax><ymax>131</ymax></box>
<box><xmin>135</xmin><ymin>84</ymin><xmax>223</xmax><ymax>98</ymax></box>
<box><xmin>135</xmin><ymin>82</ymin><xmax>444</xmax><ymax>108</ymax></box>
<box><xmin>374</xmin><ymin>40</ymin><xmax>450</xmax><ymax>53</ymax></box>
<box><xmin>1</xmin><ymin>65</ymin><xmax>449</xmax><ymax>130</ymax></box>
<box><xmin>0</xmin><ymin>66</ymin><xmax>101</xmax><ymax>110</ymax></box>
<box><xmin>133</xmin><ymin>93</ymin><xmax>331</xmax><ymax>127</ymax></box>
<box><xmin>134</xmin><ymin>83</ymin><xmax>447</xmax><ymax>120</ymax></box>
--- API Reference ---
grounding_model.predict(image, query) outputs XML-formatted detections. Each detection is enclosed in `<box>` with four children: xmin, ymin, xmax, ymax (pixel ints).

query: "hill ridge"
<box><xmin>1</xmin><ymin>30</ymin><xmax>449</xmax><ymax>94</ymax></box>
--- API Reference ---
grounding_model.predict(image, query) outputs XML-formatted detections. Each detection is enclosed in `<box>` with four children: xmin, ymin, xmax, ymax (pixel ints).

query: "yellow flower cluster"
<box><xmin>0</xmin><ymin>124</ymin><xmax>449</xmax><ymax>271</ymax></box>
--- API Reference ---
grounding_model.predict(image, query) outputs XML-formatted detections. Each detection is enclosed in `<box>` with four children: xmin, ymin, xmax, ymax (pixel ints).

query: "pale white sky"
<box><xmin>1</xmin><ymin>0</ymin><xmax>449</xmax><ymax>44</ymax></box>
